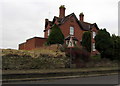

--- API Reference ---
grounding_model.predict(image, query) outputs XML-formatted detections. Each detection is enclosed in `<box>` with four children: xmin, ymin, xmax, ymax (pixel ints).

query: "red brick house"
<box><xmin>19</xmin><ymin>5</ymin><xmax>99</xmax><ymax>54</ymax></box>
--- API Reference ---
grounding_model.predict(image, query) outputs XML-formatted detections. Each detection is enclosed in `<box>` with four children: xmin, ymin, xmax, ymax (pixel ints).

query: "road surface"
<box><xmin>2</xmin><ymin>75</ymin><xmax>119</xmax><ymax>85</ymax></box>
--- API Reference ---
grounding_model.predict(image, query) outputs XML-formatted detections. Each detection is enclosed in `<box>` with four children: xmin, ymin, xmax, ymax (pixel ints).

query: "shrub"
<box><xmin>65</xmin><ymin>47</ymin><xmax>91</xmax><ymax>68</ymax></box>
<box><xmin>82</xmin><ymin>31</ymin><xmax>91</xmax><ymax>52</ymax></box>
<box><xmin>65</xmin><ymin>47</ymin><xmax>90</xmax><ymax>62</ymax></box>
<box><xmin>91</xmin><ymin>54</ymin><xmax>101</xmax><ymax>61</ymax></box>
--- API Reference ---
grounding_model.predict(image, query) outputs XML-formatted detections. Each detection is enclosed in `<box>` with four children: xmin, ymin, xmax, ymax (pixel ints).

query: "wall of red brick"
<box><xmin>19</xmin><ymin>43</ymin><xmax>25</xmax><ymax>50</ymax></box>
<box><xmin>25</xmin><ymin>38</ymin><xmax>36</xmax><ymax>50</ymax></box>
<box><xmin>35</xmin><ymin>38</ymin><xmax>47</xmax><ymax>48</ymax></box>
<box><xmin>19</xmin><ymin>37</ymin><xmax>47</xmax><ymax>50</ymax></box>
<box><xmin>60</xmin><ymin>16</ymin><xmax>84</xmax><ymax>41</ymax></box>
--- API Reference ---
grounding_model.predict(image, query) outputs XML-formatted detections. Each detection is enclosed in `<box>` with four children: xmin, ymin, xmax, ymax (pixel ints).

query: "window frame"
<box><xmin>92</xmin><ymin>31</ymin><xmax>96</xmax><ymax>38</ymax></box>
<box><xmin>92</xmin><ymin>43</ymin><xmax>96</xmax><ymax>51</ymax></box>
<box><xmin>48</xmin><ymin>29</ymin><xmax>50</xmax><ymax>36</ymax></box>
<box><xmin>70</xmin><ymin>26</ymin><xmax>74</xmax><ymax>35</ymax></box>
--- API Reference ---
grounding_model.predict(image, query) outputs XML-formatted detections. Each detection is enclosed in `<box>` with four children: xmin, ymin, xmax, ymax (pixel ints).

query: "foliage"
<box><xmin>86</xmin><ymin>58</ymin><xmax>118</xmax><ymax>68</ymax></box>
<box><xmin>91</xmin><ymin>54</ymin><xmax>101</xmax><ymax>61</ymax></box>
<box><xmin>111</xmin><ymin>34</ymin><xmax>120</xmax><ymax>60</ymax></box>
<box><xmin>95</xmin><ymin>29</ymin><xmax>113</xmax><ymax>59</ymax></box>
<box><xmin>47</xmin><ymin>24</ymin><xmax>64</xmax><ymax>45</ymax></box>
<box><xmin>65</xmin><ymin>47</ymin><xmax>91</xmax><ymax>62</ymax></box>
<box><xmin>82</xmin><ymin>31</ymin><xmax>91</xmax><ymax>52</ymax></box>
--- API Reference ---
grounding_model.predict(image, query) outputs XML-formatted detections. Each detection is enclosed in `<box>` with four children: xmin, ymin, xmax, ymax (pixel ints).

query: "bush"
<box><xmin>65</xmin><ymin>47</ymin><xmax>90</xmax><ymax>62</ymax></box>
<box><xmin>82</xmin><ymin>31</ymin><xmax>91</xmax><ymax>52</ymax></box>
<box><xmin>65</xmin><ymin>47</ymin><xmax>91</xmax><ymax>68</ymax></box>
<box><xmin>91</xmin><ymin>54</ymin><xmax>101</xmax><ymax>61</ymax></box>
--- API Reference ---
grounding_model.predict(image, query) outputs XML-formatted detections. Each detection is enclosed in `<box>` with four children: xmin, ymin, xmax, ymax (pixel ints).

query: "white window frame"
<box><xmin>92</xmin><ymin>43</ymin><xmax>96</xmax><ymax>51</ymax></box>
<box><xmin>93</xmin><ymin>31</ymin><xmax>96</xmax><ymax>38</ymax></box>
<box><xmin>70</xmin><ymin>26</ymin><xmax>74</xmax><ymax>35</ymax></box>
<box><xmin>66</xmin><ymin>40</ymin><xmax>69</xmax><ymax>45</ymax></box>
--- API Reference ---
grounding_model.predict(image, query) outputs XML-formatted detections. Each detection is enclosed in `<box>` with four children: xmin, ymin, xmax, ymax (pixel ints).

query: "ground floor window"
<box><xmin>92</xmin><ymin>43</ymin><xmax>96</xmax><ymax>51</ymax></box>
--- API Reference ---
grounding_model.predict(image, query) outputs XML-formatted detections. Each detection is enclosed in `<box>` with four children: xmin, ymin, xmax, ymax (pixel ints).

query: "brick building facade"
<box><xmin>19</xmin><ymin>5</ymin><xmax>99</xmax><ymax>53</ymax></box>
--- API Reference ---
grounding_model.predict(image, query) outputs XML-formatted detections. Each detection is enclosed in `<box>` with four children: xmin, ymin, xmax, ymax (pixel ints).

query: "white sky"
<box><xmin>0</xmin><ymin>0</ymin><xmax>119</xmax><ymax>49</ymax></box>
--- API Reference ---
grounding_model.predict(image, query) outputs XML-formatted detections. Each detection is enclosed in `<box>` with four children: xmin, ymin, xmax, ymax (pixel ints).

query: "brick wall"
<box><xmin>35</xmin><ymin>37</ymin><xmax>47</xmax><ymax>48</ymax></box>
<box><xmin>25</xmin><ymin>38</ymin><xmax>36</xmax><ymax>50</ymax></box>
<box><xmin>60</xmin><ymin>16</ymin><xmax>84</xmax><ymax>41</ymax></box>
<box><xmin>19</xmin><ymin>37</ymin><xmax>47</xmax><ymax>50</ymax></box>
<box><xmin>19</xmin><ymin>43</ymin><xmax>25</xmax><ymax>50</ymax></box>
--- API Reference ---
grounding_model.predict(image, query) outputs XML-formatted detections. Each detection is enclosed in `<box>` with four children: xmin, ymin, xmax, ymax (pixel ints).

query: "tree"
<box><xmin>47</xmin><ymin>24</ymin><xmax>64</xmax><ymax>45</ymax></box>
<box><xmin>111</xmin><ymin>34</ymin><xmax>120</xmax><ymax>60</ymax></box>
<box><xmin>81</xmin><ymin>31</ymin><xmax>91</xmax><ymax>52</ymax></box>
<box><xmin>95</xmin><ymin>29</ymin><xmax>113</xmax><ymax>59</ymax></box>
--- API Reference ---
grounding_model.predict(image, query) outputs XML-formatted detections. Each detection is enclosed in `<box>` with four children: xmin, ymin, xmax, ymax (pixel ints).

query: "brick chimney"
<box><xmin>59</xmin><ymin>5</ymin><xmax>66</xmax><ymax>18</ymax></box>
<box><xmin>79</xmin><ymin>12</ymin><xmax>84</xmax><ymax>22</ymax></box>
<box><xmin>45</xmin><ymin>18</ymin><xmax>48</xmax><ymax>28</ymax></box>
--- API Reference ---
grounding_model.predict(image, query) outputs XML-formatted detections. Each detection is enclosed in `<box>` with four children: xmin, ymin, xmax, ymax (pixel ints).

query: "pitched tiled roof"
<box><xmin>52</xmin><ymin>13</ymin><xmax>99</xmax><ymax>31</ymax></box>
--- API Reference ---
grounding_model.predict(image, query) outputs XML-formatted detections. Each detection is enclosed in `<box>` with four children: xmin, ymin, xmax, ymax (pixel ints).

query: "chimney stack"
<box><xmin>79</xmin><ymin>12</ymin><xmax>84</xmax><ymax>22</ymax></box>
<box><xmin>59</xmin><ymin>5</ymin><xmax>66</xmax><ymax>18</ymax></box>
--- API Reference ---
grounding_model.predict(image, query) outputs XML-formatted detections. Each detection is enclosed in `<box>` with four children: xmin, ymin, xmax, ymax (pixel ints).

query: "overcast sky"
<box><xmin>0</xmin><ymin>0</ymin><xmax>119</xmax><ymax>49</ymax></box>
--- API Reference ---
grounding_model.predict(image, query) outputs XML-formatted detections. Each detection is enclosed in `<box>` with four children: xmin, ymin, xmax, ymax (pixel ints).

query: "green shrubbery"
<box><xmin>47</xmin><ymin>24</ymin><xmax>64</xmax><ymax>45</ymax></box>
<box><xmin>91</xmin><ymin>54</ymin><xmax>101</xmax><ymax>61</ymax></box>
<box><xmin>81</xmin><ymin>31</ymin><xmax>91</xmax><ymax>52</ymax></box>
<box><xmin>95</xmin><ymin>29</ymin><xmax>120</xmax><ymax>61</ymax></box>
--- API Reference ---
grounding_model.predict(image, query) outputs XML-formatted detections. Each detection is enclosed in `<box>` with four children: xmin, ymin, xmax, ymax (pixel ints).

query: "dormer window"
<box><xmin>70</xmin><ymin>26</ymin><xmax>74</xmax><ymax>35</ymax></box>
<box><xmin>93</xmin><ymin>31</ymin><xmax>96</xmax><ymax>38</ymax></box>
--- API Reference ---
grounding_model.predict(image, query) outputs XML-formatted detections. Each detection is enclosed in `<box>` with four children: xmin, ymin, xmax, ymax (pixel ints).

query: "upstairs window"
<box><xmin>70</xmin><ymin>26</ymin><xmax>74</xmax><ymax>35</ymax></box>
<box><xmin>48</xmin><ymin>29</ymin><xmax>50</xmax><ymax>36</ymax></box>
<box><xmin>93</xmin><ymin>31</ymin><xmax>96</xmax><ymax>38</ymax></box>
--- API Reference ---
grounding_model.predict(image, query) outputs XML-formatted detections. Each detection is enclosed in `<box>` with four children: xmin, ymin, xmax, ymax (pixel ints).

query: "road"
<box><xmin>2</xmin><ymin>75</ymin><xmax>119</xmax><ymax>85</ymax></box>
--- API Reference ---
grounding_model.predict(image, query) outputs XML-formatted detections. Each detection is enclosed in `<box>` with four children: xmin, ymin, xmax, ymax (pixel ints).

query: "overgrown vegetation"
<box><xmin>111</xmin><ymin>34</ymin><xmax>120</xmax><ymax>61</ymax></box>
<box><xmin>65</xmin><ymin>47</ymin><xmax>91</xmax><ymax>67</ymax></box>
<box><xmin>95</xmin><ymin>29</ymin><xmax>113</xmax><ymax>59</ymax></box>
<box><xmin>1</xmin><ymin>47</ymin><xmax>118</xmax><ymax>70</ymax></box>
<box><xmin>2</xmin><ymin>49</ymin><xmax>69</xmax><ymax>70</ymax></box>
<box><xmin>95</xmin><ymin>29</ymin><xmax>120</xmax><ymax>61</ymax></box>
<box><xmin>81</xmin><ymin>31</ymin><xmax>91</xmax><ymax>52</ymax></box>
